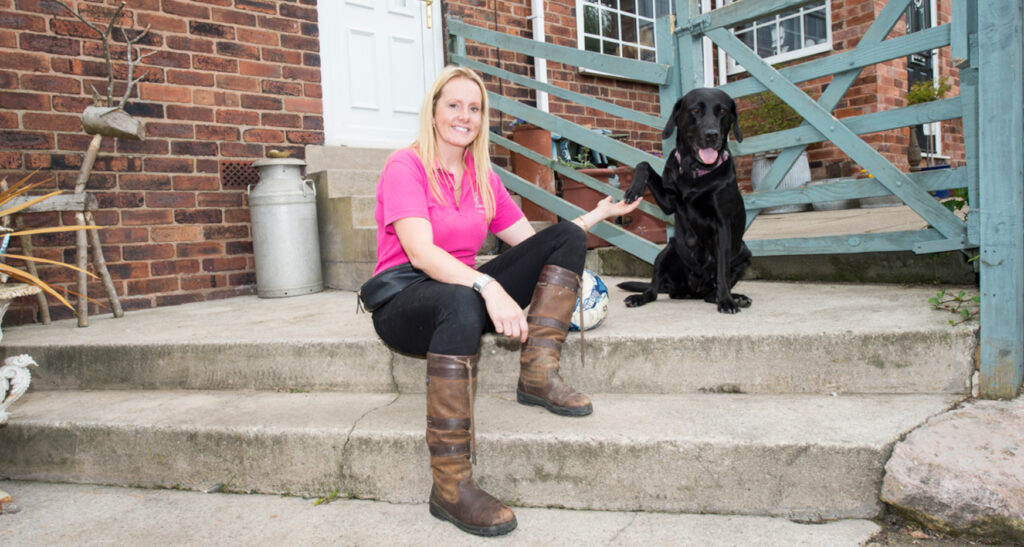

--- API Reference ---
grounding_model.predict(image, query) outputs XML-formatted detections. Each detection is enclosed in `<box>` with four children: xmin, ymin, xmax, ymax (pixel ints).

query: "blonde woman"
<box><xmin>367</xmin><ymin>66</ymin><xmax>639</xmax><ymax>536</ymax></box>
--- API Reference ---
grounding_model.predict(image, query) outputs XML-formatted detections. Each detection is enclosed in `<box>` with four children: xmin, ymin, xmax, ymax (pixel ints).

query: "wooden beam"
<box><xmin>7</xmin><ymin>194</ymin><xmax>97</xmax><ymax>212</ymax></box>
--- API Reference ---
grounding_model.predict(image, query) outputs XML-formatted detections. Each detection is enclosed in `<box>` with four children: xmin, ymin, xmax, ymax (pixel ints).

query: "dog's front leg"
<box><xmin>712</xmin><ymin>223</ymin><xmax>741</xmax><ymax>314</ymax></box>
<box><xmin>624</xmin><ymin>162</ymin><xmax>657</xmax><ymax>204</ymax></box>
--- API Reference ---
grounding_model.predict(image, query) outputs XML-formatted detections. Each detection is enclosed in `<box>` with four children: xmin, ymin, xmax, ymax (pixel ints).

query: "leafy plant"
<box><xmin>313</xmin><ymin>490</ymin><xmax>341</xmax><ymax>506</ymax></box>
<box><xmin>738</xmin><ymin>91</ymin><xmax>803</xmax><ymax>138</ymax></box>
<box><xmin>0</xmin><ymin>172</ymin><xmax>100</xmax><ymax>311</ymax></box>
<box><xmin>928</xmin><ymin>289</ymin><xmax>980</xmax><ymax>326</ymax></box>
<box><xmin>906</xmin><ymin>76</ymin><xmax>951</xmax><ymax>106</ymax></box>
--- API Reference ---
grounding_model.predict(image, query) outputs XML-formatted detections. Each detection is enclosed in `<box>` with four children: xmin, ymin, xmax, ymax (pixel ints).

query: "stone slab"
<box><xmin>0</xmin><ymin>480</ymin><xmax>881</xmax><ymax>546</ymax></box>
<box><xmin>0</xmin><ymin>390</ymin><xmax>959</xmax><ymax>519</ymax></box>
<box><xmin>1</xmin><ymin>282</ymin><xmax>978</xmax><ymax>395</ymax></box>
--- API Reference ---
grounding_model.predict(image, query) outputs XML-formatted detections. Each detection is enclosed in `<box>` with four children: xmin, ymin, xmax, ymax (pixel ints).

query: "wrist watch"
<box><xmin>472</xmin><ymin>273</ymin><xmax>495</xmax><ymax>293</ymax></box>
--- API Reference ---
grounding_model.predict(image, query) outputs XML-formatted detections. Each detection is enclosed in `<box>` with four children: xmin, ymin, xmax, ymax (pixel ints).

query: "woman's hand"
<box><xmin>480</xmin><ymin>281</ymin><xmax>529</xmax><ymax>343</ymax></box>
<box><xmin>573</xmin><ymin>195</ymin><xmax>643</xmax><ymax>232</ymax></box>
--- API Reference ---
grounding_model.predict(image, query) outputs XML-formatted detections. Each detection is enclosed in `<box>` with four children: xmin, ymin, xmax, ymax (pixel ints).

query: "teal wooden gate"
<box><xmin>447</xmin><ymin>0</ymin><xmax>1023</xmax><ymax>397</ymax></box>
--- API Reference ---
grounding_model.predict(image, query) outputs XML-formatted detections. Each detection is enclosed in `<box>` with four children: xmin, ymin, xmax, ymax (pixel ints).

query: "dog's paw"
<box><xmin>734</xmin><ymin>294</ymin><xmax>752</xmax><ymax>308</ymax></box>
<box><xmin>717</xmin><ymin>299</ymin><xmax>742</xmax><ymax>314</ymax></box>
<box><xmin>623</xmin><ymin>186</ymin><xmax>644</xmax><ymax>203</ymax></box>
<box><xmin>624</xmin><ymin>294</ymin><xmax>650</xmax><ymax>308</ymax></box>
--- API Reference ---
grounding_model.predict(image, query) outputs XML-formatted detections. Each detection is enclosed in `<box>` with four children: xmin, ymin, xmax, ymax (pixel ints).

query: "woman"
<box><xmin>369</xmin><ymin>66</ymin><xmax>640</xmax><ymax>537</ymax></box>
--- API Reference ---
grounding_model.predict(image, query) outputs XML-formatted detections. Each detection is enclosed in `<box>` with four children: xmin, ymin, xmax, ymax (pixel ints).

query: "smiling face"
<box><xmin>433</xmin><ymin>76</ymin><xmax>483</xmax><ymax>155</ymax></box>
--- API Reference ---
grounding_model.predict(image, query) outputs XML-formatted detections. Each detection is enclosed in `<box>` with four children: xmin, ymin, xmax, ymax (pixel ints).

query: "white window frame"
<box><xmin>575</xmin><ymin>0</ymin><xmax>671</xmax><ymax>78</ymax></box>
<box><xmin>719</xmin><ymin>0</ymin><xmax>833</xmax><ymax>76</ymax></box>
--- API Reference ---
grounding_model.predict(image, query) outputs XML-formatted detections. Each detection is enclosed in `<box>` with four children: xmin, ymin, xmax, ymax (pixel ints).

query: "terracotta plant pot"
<box><xmin>561</xmin><ymin>167</ymin><xmax>614</xmax><ymax>248</ymax></box>
<box><xmin>612</xmin><ymin>166</ymin><xmax>667</xmax><ymax>244</ymax></box>
<box><xmin>560</xmin><ymin>166</ymin><xmax>667</xmax><ymax>248</ymax></box>
<box><xmin>509</xmin><ymin>125</ymin><xmax>557</xmax><ymax>223</ymax></box>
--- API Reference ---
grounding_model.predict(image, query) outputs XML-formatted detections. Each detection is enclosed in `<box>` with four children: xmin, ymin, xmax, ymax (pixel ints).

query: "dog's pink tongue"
<box><xmin>698</xmin><ymin>148</ymin><xmax>718</xmax><ymax>164</ymax></box>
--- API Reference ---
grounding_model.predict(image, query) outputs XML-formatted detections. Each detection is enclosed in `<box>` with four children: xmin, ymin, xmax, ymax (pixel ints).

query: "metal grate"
<box><xmin>221</xmin><ymin>161</ymin><xmax>259</xmax><ymax>189</ymax></box>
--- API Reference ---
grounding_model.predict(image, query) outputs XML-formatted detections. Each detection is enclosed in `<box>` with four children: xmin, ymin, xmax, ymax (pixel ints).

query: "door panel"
<box><xmin>320</xmin><ymin>0</ymin><xmax>444</xmax><ymax>148</ymax></box>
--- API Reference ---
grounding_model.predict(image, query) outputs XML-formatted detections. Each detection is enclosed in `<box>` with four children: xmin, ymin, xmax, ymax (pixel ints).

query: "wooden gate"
<box><xmin>447</xmin><ymin>0</ymin><xmax>1023</xmax><ymax>397</ymax></box>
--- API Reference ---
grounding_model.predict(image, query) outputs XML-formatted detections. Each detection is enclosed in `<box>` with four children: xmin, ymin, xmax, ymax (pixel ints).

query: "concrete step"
<box><xmin>0</xmin><ymin>480</ymin><xmax>882</xmax><ymax>546</ymax></box>
<box><xmin>0</xmin><ymin>390</ymin><xmax>958</xmax><ymax>520</ymax></box>
<box><xmin>3</xmin><ymin>282</ymin><xmax>976</xmax><ymax>395</ymax></box>
<box><xmin>305</xmin><ymin>145</ymin><xmax>393</xmax><ymax>173</ymax></box>
<box><xmin>310</xmin><ymin>169</ymin><xmax>379</xmax><ymax>199</ymax></box>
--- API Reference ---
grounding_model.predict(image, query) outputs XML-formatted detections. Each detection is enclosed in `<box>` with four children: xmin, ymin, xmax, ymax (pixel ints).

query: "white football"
<box><xmin>570</xmin><ymin>269</ymin><xmax>609</xmax><ymax>331</ymax></box>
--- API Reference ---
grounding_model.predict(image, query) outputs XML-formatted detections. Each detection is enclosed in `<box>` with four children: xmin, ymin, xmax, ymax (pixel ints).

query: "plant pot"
<box><xmin>752</xmin><ymin>151</ymin><xmax>812</xmax><ymax>214</ymax></box>
<box><xmin>613</xmin><ymin>166</ymin><xmax>666</xmax><ymax>244</ymax></box>
<box><xmin>562</xmin><ymin>167</ymin><xmax>614</xmax><ymax>248</ymax></box>
<box><xmin>510</xmin><ymin>125</ymin><xmax>557</xmax><ymax>223</ymax></box>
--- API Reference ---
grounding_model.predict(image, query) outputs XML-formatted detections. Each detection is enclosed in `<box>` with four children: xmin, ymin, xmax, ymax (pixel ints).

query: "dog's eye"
<box><xmin>690</xmin><ymin>108</ymin><xmax>700</xmax><ymax>115</ymax></box>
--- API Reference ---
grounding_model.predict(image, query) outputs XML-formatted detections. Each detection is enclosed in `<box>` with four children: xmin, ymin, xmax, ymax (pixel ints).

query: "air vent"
<box><xmin>221</xmin><ymin>161</ymin><xmax>259</xmax><ymax>189</ymax></box>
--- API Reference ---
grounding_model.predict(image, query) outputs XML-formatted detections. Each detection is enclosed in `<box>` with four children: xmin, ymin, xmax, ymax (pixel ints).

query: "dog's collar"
<box><xmin>677</xmin><ymin>150</ymin><xmax>729</xmax><ymax>178</ymax></box>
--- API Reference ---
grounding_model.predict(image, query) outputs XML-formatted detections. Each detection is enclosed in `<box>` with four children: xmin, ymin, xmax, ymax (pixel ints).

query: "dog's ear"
<box><xmin>662</xmin><ymin>98</ymin><xmax>685</xmax><ymax>139</ymax></box>
<box><xmin>728</xmin><ymin>96</ymin><xmax>743</xmax><ymax>143</ymax></box>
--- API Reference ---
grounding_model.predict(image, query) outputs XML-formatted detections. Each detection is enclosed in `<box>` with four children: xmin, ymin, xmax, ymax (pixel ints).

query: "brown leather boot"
<box><xmin>517</xmin><ymin>264</ymin><xmax>593</xmax><ymax>417</ymax></box>
<box><xmin>426</xmin><ymin>352</ymin><xmax>516</xmax><ymax>537</ymax></box>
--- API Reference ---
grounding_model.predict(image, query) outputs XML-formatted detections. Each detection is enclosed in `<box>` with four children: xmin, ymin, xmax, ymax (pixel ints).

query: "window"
<box><xmin>578</xmin><ymin>0</ymin><xmax>675</xmax><ymax>63</ymax></box>
<box><xmin>724</xmin><ymin>0</ymin><xmax>832</xmax><ymax>74</ymax></box>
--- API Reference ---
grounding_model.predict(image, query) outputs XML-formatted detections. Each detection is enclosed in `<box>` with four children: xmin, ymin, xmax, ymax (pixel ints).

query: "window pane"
<box><xmin>602</xmin><ymin>40</ymin><xmax>620</xmax><ymax>56</ymax></box>
<box><xmin>622</xmin><ymin>44</ymin><xmax>638</xmax><ymax>59</ymax></box>
<box><xmin>602</xmin><ymin>9</ymin><xmax>619</xmax><ymax>39</ymax></box>
<box><xmin>638</xmin><ymin>0</ymin><xmax>654</xmax><ymax>18</ymax></box>
<box><xmin>621</xmin><ymin>14</ymin><xmax>637</xmax><ymax>43</ymax></box>
<box><xmin>737</xmin><ymin>29</ymin><xmax>754</xmax><ymax>51</ymax></box>
<box><xmin>600</xmin><ymin>0</ymin><xmax>616</xmax><ymax>8</ymax></box>
<box><xmin>585</xmin><ymin>36</ymin><xmax>601</xmax><ymax>53</ymax></box>
<box><xmin>756</xmin><ymin>25</ymin><xmax>775</xmax><ymax>57</ymax></box>
<box><xmin>780</xmin><ymin>16</ymin><xmax>800</xmax><ymax>53</ymax></box>
<box><xmin>639</xmin><ymin>20</ymin><xmax>654</xmax><ymax>48</ymax></box>
<box><xmin>804</xmin><ymin>11</ymin><xmax>827</xmax><ymax>45</ymax></box>
<box><xmin>640</xmin><ymin>48</ymin><xmax>655</xmax><ymax>62</ymax></box>
<box><xmin>621</xmin><ymin>0</ymin><xmax>636</xmax><ymax>13</ymax></box>
<box><xmin>655</xmin><ymin>0</ymin><xmax>672</xmax><ymax>17</ymax></box>
<box><xmin>584</xmin><ymin>5</ymin><xmax>599</xmax><ymax>35</ymax></box>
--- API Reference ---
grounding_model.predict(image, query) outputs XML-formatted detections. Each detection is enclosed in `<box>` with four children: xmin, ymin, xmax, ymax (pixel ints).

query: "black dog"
<box><xmin>620</xmin><ymin>88</ymin><xmax>752</xmax><ymax>314</ymax></box>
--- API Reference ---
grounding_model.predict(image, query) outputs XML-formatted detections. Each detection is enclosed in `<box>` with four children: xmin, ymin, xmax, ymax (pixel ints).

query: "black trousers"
<box><xmin>371</xmin><ymin>222</ymin><xmax>587</xmax><ymax>356</ymax></box>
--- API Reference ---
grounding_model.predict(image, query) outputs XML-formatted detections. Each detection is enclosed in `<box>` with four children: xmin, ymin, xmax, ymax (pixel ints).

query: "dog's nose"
<box><xmin>703</xmin><ymin>131</ymin><xmax>720</xmax><ymax>146</ymax></box>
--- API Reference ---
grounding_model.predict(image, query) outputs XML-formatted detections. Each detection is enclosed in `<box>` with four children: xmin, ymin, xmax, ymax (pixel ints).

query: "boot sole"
<box><xmin>516</xmin><ymin>390</ymin><xmax>593</xmax><ymax>417</ymax></box>
<box><xmin>429</xmin><ymin>501</ymin><xmax>518</xmax><ymax>537</ymax></box>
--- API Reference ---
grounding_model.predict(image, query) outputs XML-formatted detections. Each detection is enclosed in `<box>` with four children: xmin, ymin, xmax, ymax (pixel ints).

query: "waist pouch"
<box><xmin>358</xmin><ymin>262</ymin><xmax>429</xmax><ymax>312</ymax></box>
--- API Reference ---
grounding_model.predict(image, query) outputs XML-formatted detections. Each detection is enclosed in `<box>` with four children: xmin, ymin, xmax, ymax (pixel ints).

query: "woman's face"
<box><xmin>433</xmin><ymin>76</ymin><xmax>482</xmax><ymax>153</ymax></box>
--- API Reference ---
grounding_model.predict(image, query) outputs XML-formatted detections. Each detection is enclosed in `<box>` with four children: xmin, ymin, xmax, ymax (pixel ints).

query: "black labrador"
<box><xmin>620</xmin><ymin>88</ymin><xmax>752</xmax><ymax>314</ymax></box>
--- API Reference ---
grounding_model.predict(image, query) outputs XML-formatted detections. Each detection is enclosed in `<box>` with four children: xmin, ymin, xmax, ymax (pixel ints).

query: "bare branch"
<box><xmin>103</xmin><ymin>3</ymin><xmax>127</xmax><ymax>40</ymax></box>
<box><xmin>52</xmin><ymin>0</ymin><xmax>105</xmax><ymax>38</ymax></box>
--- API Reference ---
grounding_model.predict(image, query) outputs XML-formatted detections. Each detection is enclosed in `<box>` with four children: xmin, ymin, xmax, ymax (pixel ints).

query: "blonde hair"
<box><xmin>412</xmin><ymin>66</ymin><xmax>496</xmax><ymax>222</ymax></box>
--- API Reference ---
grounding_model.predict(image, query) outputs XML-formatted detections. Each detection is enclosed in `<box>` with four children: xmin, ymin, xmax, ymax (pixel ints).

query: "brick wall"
<box><xmin>0</xmin><ymin>0</ymin><xmax>323</xmax><ymax>324</ymax></box>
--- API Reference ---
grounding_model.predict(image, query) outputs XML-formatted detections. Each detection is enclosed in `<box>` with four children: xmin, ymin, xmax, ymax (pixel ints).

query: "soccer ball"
<box><xmin>570</xmin><ymin>269</ymin><xmax>609</xmax><ymax>331</ymax></box>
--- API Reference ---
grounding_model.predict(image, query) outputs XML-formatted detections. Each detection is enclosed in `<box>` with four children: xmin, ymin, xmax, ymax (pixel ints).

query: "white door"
<box><xmin>319</xmin><ymin>0</ymin><xmax>444</xmax><ymax>148</ymax></box>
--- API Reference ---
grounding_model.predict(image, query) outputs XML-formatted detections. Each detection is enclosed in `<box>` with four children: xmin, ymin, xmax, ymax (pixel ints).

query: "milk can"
<box><xmin>249</xmin><ymin>157</ymin><xmax>323</xmax><ymax>297</ymax></box>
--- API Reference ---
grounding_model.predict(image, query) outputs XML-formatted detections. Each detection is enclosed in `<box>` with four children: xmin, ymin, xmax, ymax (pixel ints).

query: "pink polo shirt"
<box><xmin>373</xmin><ymin>147</ymin><xmax>524</xmax><ymax>275</ymax></box>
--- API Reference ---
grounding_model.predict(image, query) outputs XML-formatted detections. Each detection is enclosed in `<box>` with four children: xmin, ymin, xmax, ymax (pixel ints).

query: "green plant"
<box><xmin>313</xmin><ymin>490</ymin><xmax>340</xmax><ymax>506</ymax></box>
<box><xmin>929</xmin><ymin>289</ymin><xmax>980</xmax><ymax>326</ymax></box>
<box><xmin>906</xmin><ymin>76</ymin><xmax>951</xmax><ymax>106</ymax></box>
<box><xmin>0</xmin><ymin>173</ymin><xmax>99</xmax><ymax>310</ymax></box>
<box><xmin>738</xmin><ymin>91</ymin><xmax>803</xmax><ymax>138</ymax></box>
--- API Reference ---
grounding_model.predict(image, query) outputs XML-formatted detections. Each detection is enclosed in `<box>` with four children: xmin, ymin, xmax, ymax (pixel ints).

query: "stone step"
<box><xmin>0</xmin><ymin>480</ymin><xmax>882</xmax><ymax>546</ymax></box>
<box><xmin>4</xmin><ymin>282</ymin><xmax>976</xmax><ymax>395</ymax></box>
<box><xmin>0</xmin><ymin>390</ymin><xmax>958</xmax><ymax>520</ymax></box>
<box><xmin>305</xmin><ymin>145</ymin><xmax>393</xmax><ymax>173</ymax></box>
<box><xmin>310</xmin><ymin>169</ymin><xmax>379</xmax><ymax>199</ymax></box>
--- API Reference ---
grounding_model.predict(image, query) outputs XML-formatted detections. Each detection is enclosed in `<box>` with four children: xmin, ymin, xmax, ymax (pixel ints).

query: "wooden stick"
<box><xmin>74</xmin><ymin>212</ymin><xmax>88</xmax><ymax>327</ymax></box>
<box><xmin>85</xmin><ymin>211</ymin><xmax>123</xmax><ymax>318</ymax></box>
<box><xmin>16</xmin><ymin>216</ymin><xmax>51</xmax><ymax>325</ymax></box>
<box><xmin>74</xmin><ymin>134</ymin><xmax>103</xmax><ymax>195</ymax></box>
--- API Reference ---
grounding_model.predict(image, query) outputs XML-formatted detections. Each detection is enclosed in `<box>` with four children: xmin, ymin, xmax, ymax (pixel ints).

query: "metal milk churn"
<box><xmin>249</xmin><ymin>157</ymin><xmax>323</xmax><ymax>297</ymax></box>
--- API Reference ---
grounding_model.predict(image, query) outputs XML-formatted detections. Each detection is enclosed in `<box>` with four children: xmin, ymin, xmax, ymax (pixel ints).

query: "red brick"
<box><xmin>243</xmin><ymin>128</ymin><xmax>284</xmax><ymax>143</ymax></box>
<box><xmin>152</xmin><ymin>259</ymin><xmax>201</xmax><ymax>277</ymax></box>
<box><xmin>228</xmin><ymin>271</ymin><xmax>256</xmax><ymax>286</ymax></box>
<box><xmin>261</xmin><ymin>80</ymin><xmax>302</xmax><ymax>96</ymax></box>
<box><xmin>174</xmin><ymin>209</ymin><xmax>222</xmax><ymax>224</ymax></box>
<box><xmin>167</xmin><ymin>70</ymin><xmax>215</xmax><ymax>87</ymax></box>
<box><xmin>139</xmin><ymin>83</ymin><xmax>192</xmax><ymax>103</ymax></box>
<box><xmin>192</xmin><ymin>89</ymin><xmax>240</xmax><ymax>107</ymax></box>
<box><xmin>219</xmin><ymin>142</ymin><xmax>264</xmax><ymax>157</ymax></box>
<box><xmin>198</xmin><ymin>192</ymin><xmax>244</xmax><ymax>208</ymax></box>
<box><xmin>240</xmin><ymin>94</ymin><xmax>281</xmax><ymax>111</ymax></box>
<box><xmin>215</xmin><ymin>74</ymin><xmax>259</xmax><ymax>92</ymax></box>
<box><xmin>195</xmin><ymin>124</ymin><xmax>239</xmax><ymax>141</ymax></box>
<box><xmin>211</xmin><ymin>7</ymin><xmax>257</xmax><ymax>27</ymax></box>
<box><xmin>0</xmin><ymin>131</ymin><xmax>53</xmax><ymax>149</ymax></box>
<box><xmin>122</xmin><ymin>209</ymin><xmax>174</xmax><ymax>226</ymax></box>
<box><xmin>236</xmin><ymin>27</ymin><xmax>278</xmax><ymax>46</ymax></box>
<box><xmin>202</xmin><ymin>256</ymin><xmax>247</xmax><ymax>272</ymax></box>
<box><xmin>95</xmin><ymin>192</ymin><xmax>144</xmax><ymax>209</ymax></box>
<box><xmin>258</xmin><ymin>16</ymin><xmax>298</xmax><ymax>34</ymax></box>
<box><xmin>127</xmin><ymin>276</ymin><xmax>180</xmax><ymax>295</ymax></box>
<box><xmin>0</xmin><ymin>70</ymin><xmax>16</xmax><ymax>89</ymax></box>
<box><xmin>165</xmin><ymin>0</ymin><xmax>211</xmax><ymax>20</ymax></box>
<box><xmin>146</xmin><ymin>192</ymin><xmax>197</xmax><ymax>208</ymax></box>
<box><xmin>280</xmin><ymin>3</ymin><xmax>316</xmax><ymax>22</ymax></box>
<box><xmin>304</xmin><ymin>82</ymin><xmax>322</xmax><ymax>98</ymax></box>
<box><xmin>203</xmin><ymin>224</ymin><xmax>248</xmax><ymax>239</ymax></box>
<box><xmin>105</xmin><ymin>262</ymin><xmax>151</xmax><ymax>281</ymax></box>
<box><xmin>144</xmin><ymin>158</ymin><xmax>194</xmax><ymax>174</ymax></box>
<box><xmin>22</xmin><ymin>112</ymin><xmax>80</xmax><ymax>131</ymax></box>
<box><xmin>261</xmin><ymin>112</ymin><xmax>301</xmax><ymax>128</ymax></box>
<box><xmin>177</xmin><ymin>241</ymin><xmax>224</xmax><ymax>257</ymax></box>
<box><xmin>196</xmin><ymin>159</ymin><xmax>219</xmax><ymax>173</ymax></box>
<box><xmin>0</xmin><ymin>91</ymin><xmax>49</xmax><ymax>110</ymax></box>
<box><xmin>238</xmin><ymin>60</ymin><xmax>280</xmax><ymax>78</ymax></box>
<box><xmin>280</xmin><ymin>34</ymin><xmax>317</xmax><ymax>52</ymax></box>
<box><xmin>144</xmin><ymin>50</ymin><xmax>192</xmax><ymax>69</ymax></box>
<box><xmin>138</xmin><ymin>12</ymin><xmax>188</xmax><ymax>33</ymax></box>
<box><xmin>172</xmin><ymin>141</ymin><xmax>219</xmax><ymax>156</ymax></box>
<box><xmin>283</xmin><ymin>97</ymin><xmax>321</xmax><ymax>114</ymax></box>
<box><xmin>0</xmin><ymin>51</ymin><xmax>50</xmax><ymax>72</ymax></box>
<box><xmin>0</xmin><ymin>151</ymin><xmax>21</xmax><ymax>169</ymax></box>
<box><xmin>173</xmin><ymin>175</ymin><xmax>220</xmax><ymax>191</ymax></box>
<box><xmin>123</xmin><ymin>243</ymin><xmax>175</xmax><ymax>261</ymax></box>
<box><xmin>282</xmin><ymin>65</ymin><xmax>320</xmax><ymax>83</ymax></box>
<box><xmin>20</xmin><ymin>33</ymin><xmax>80</xmax><ymax>55</ymax></box>
<box><xmin>166</xmin><ymin>35</ymin><xmax>214</xmax><ymax>54</ymax></box>
<box><xmin>217</xmin><ymin>109</ymin><xmax>260</xmax><ymax>125</ymax></box>
<box><xmin>166</xmin><ymin>105</ymin><xmax>214</xmax><ymax>122</ymax></box>
<box><xmin>216</xmin><ymin>41</ymin><xmax>260</xmax><ymax>60</ymax></box>
<box><xmin>0</xmin><ymin>11</ymin><xmax>46</xmax><ymax>31</ymax></box>
<box><xmin>181</xmin><ymin>274</ymin><xmax>220</xmax><ymax>290</ymax></box>
<box><xmin>226</xmin><ymin>240</ymin><xmax>253</xmax><ymax>255</ymax></box>
<box><xmin>262</xmin><ymin>48</ymin><xmax>301</xmax><ymax>65</ymax></box>
<box><xmin>152</xmin><ymin>225</ymin><xmax>203</xmax><ymax>242</ymax></box>
<box><xmin>237</xmin><ymin>0</ymin><xmax>277</xmax><ymax>15</ymax></box>
<box><xmin>193</xmin><ymin>55</ymin><xmax>237</xmax><ymax>73</ymax></box>
<box><xmin>145</xmin><ymin>123</ymin><xmax>194</xmax><ymax>139</ymax></box>
<box><xmin>21</xmin><ymin>74</ymin><xmax>80</xmax><ymax>93</ymax></box>
<box><xmin>0</xmin><ymin>111</ymin><xmax>17</xmax><ymax>128</ymax></box>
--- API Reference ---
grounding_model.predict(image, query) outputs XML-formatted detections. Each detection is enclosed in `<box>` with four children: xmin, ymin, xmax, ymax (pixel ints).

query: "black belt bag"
<box><xmin>357</xmin><ymin>262</ymin><xmax>429</xmax><ymax>312</ymax></box>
